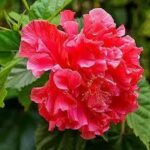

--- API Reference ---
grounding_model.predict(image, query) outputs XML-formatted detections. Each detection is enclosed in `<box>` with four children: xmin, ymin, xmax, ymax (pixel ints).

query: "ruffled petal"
<box><xmin>60</xmin><ymin>10</ymin><xmax>75</xmax><ymax>25</ymax></box>
<box><xmin>60</xmin><ymin>10</ymin><xmax>78</xmax><ymax>35</ymax></box>
<box><xmin>19</xmin><ymin>20</ymin><xmax>67</xmax><ymax>76</ymax></box>
<box><xmin>63</xmin><ymin>21</ymin><xmax>78</xmax><ymax>35</ymax></box>
<box><xmin>53</xmin><ymin>69</ymin><xmax>82</xmax><ymax>90</ymax></box>
<box><xmin>89</xmin><ymin>8</ymin><xmax>115</xmax><ymax>27</ymax></box>
<box><xmin>117</xmin><ymin>25</ymin><xmax>125</xmax><ymax>37</ymax></box>
<box><xmin>31</xmin><ymin>84</ymin><xmax>49</xmax><ymax>103</ymax></box>
<box><xmin>27</xmin><ymin>53</ymin><xmax>55</xmax><ymax>77</ymax></box>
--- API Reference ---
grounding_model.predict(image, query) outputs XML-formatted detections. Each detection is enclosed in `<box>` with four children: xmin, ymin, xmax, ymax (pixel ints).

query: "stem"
<box><xmin>102</xmin><ymin>135</ymin><xmax>108</xmax><ymax>142</ymax></box>
<box><xmin>22</xmin><ymin>0</ymin><xmax>30</xmax><ymax>11</ymax></box>
<box><xmin>0</xmin><ymin>26</ymin><xmax>10</xmax><ymax>31</ymax></box>
<box><xmin>18</xmin><ymin>10</ymin><xmax>26</xmax><ymax>27</ymax></box>
<box><xmin>120</xmin><ymin>121</ymin><xmax>125</xmax><ymax>136</ymax></box>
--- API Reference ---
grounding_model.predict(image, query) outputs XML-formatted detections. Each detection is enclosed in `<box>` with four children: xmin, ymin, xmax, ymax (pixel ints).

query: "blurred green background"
<box><xmin>0</xmin><ymin>0</ymin><xmax>150</xmax><ymax>150</ymax></box>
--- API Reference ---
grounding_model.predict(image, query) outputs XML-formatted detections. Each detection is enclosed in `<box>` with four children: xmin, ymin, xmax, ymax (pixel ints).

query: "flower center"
<box><xmin>81</xmin><ymin>76</ymin><xmax>112</xmax><ymax>112</ymax></box>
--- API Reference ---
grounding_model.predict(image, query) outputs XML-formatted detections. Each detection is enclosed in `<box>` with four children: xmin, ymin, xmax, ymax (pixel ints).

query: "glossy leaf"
<box><xmin>29</xmin><ymin>0</ymin><xmax>72</xmax><ymax>20</ymax></box>
<box><xmin>8</xmin><ymin>11</ymin><xmax>29</xmax><ymax>27</ymax></box>
<box><xmin>6</xmin><ymin>60</ymin><xmax>37</xmax><ymax>90</ymax></box>
<box><xmin>0</xmin><ymin>30</ymin><xmax>20</xmax><ymax>65</ymax></box>
<box><xmin>0</xmin><ymin>58</ymin><xmax>20</xmax><ymax>107</ymax></box>
<box><xmin>18</xmin><ymin>73</ymin><xmax>49</xmax><ymax>110</ymax></box>
<box><xmin>18</xmin><ymin>86</ymin><xmax>32</xmax><ymax>110</ymax></box>
<box><xmin>127</xmin><ymin>79</ymin><xmax>150</xmax><ymax>150</ymax></box>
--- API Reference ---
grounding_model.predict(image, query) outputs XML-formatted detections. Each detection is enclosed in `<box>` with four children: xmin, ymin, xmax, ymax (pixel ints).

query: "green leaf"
<box><xmin>6</xmin><ymin>60</ymin><xmax>37</xmax><ymax>90</ymax></box>
<box><xmin>127</xmin><ymin>79</ymin><xmax>150</xmax><ymax>150</ymax></box>
<box><xmin>8</xmin><ymin>11</ymin><xmax>29</xmax><ymax>27</ymax></box>
<box><xmin>18</xmin><ymin>86</ymin><xmax>32</xmax><ymax>111</ymax></box>
<box><xmin>0</xmin><ymin>87</ymin><xmax>7</xmax><ymax>108</ymax></box>
<box><xmin>0</xmin><ymin>52</ymin><xmax>14</xmax><ymax>65</ymax></box>
<box><xmin>6</xmin><ymin>88</ymin><xmax>19</xmax><ymax>100</ymax></box>
<box><xmin>35</xmin><ymin>120</ymin><xmax>86</xmax><ymax>150</ymax></box>
<box><xmin>51</xmin><ymin>15</ymin><xmax>60</xmax><ymax>25</ymax></box>
<box><xmin>29</xmin><ymin>0</ymin><xmax>72</xmax><ymax>20</ymax></box>
<box><xmin>18</xmin><ymin>73</ymin><xmax>49</xmax><ymax>110</ymax></box>
<box><xmin>0</xmin><ymin>30</ymin><xmax>20</xmax><ymax>65</ymax></box>
<box><xmin>0</xmin><ymin>58</ymin><xmax>21</xmax><ymax>107</ymax></box>
<box><xmin>0</xmin><ymin>30</ymin><xmax>20</xmax><ymax>52</ymax></box>
<box><xmin>9</xmin><ymin>11</ymin><xmax>21</xmax><ymax>22</ymax></box>
<box><xmin>85</xmin><ymin>124</ymin><xmax>146</xmax><ymax>150</ymax></box>
<box><xmin>0</xmin><ymin>59</ymin><xmax>21</xmax><ymax>85</ymax></box>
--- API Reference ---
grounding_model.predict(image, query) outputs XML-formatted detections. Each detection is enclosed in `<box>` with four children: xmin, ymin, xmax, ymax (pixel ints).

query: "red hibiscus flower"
<box><xmin>19</xmin><ymin>8</ymin><xmax>143</xmax><ymax>139</ymax></box>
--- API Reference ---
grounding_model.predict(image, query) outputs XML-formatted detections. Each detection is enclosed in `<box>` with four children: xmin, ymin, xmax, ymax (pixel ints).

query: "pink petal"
<box><xmin>19</xmin><ymin>20</ymin><xmax>67</xmax><ymax>71</ymax></box>
<box><xmin>117</xmin><ymin>25</ymin><xmax>125</xmax><ymax>37</ymax></box>
<box><xmin>60</xmin><ymin>10</ymin><xmax>75</xmax><ymax>25</ymax></box>
<box><xmin>27</xmin><ymin>53</ymin><xmax>55</xmax><ymax>77</ymax></box>
<box><xmin>53</xmin><ymin>69</ymin><xmax>82</xmax><ymax>90</ymax></box>
<box><xmin>78</xmin><ymin>59</ymin><xmax>95</xmax><ymax>68</ymax></box>
<box><xmin>63</xmin><ymin>21</ymin><xmax>78</xmax><ymax>35</ymax></box>
<box><xmin>54</xmin><ymin>93</ymin><xmax>76</xmax><ymax>114</ymax></box>
<box><xmin>31</xmin><ymin>85</ymin><xmax>48</xmax><ymax>103</ymax></box>
<box><xmin>107</xmin><ymin>47</ymin><xmax>123</xmax><ymax>68</ymax></box>
<box><xmin>89</xmin><ymin>8</ymin><xmax>115</xmax><ymax>27</ymax></box>
<box><xmin>60</xmin><ymin>10</ymin><xmax>78</xmax><ymax>35</ymax></box>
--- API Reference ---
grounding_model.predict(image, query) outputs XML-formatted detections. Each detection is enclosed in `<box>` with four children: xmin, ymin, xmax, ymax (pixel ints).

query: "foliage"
<box><xmin>0</xmin><ymin>58</ymin><xmax>21</xmax><ymax>107</ymax></box>
<box><xmin>0</xmin><ymin>30</ymin><xmax>20</xmax><ymax>64</ymax></box>
<box><xmin>36</xmin><ymin>120</ymin><xmax>86</xmax><ymax>150</ymax></box>
<box><xmin>0</xmin><ymin>0</ymin><xmax>150</xmax><ymax>150</ymax></box>
<box><xmin>127</xmin><ymin>79</ymin><xmax>150</xmax><ymax>150</ymax></box>
<box><xmin>6</xmin><ymin>60</ymin><xmax>37</xmax><ymax>90</ymax></box>
<box><xmin>29</xmin><ymin>0</ymin><xmax>72</xmax><ymax>20</ymax></box>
